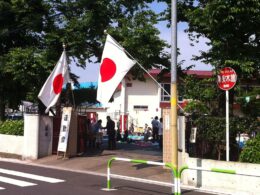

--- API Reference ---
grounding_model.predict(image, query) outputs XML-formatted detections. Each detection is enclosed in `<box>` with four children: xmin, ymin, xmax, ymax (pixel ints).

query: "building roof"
<box><xmin>184</xmin><ymin>70</ymin><xmax>213</xmax><ymax>78</ymax></box>
<box><xmin>144</xmin><ymin>69</ymin><xmax>213</xmax><ymax>79</ymax></box>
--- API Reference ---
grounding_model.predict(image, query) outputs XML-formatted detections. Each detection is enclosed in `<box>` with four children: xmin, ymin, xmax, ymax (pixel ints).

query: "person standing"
<box><xmin>105</xmin><ymin>116</ymin><xmax>116</xmax><ymax>150</ymax></box>
<box><xmin>158</xmin><ymin>118</ymin><xmax>163</xmax><ymax>149</ymax></box>
<box><xmin>91</xmin><ymin>120</ymin><xmax>102</xmax><ymax>149</ymax></box>
<box><xmin>144</xmin><ymin>123</ymin><xmax>149</xmax><ymax>142</ymax></box>
<box><xmin>85</xmin><ymin>118</ymin><xmax>92</xmax><ymax>150</ymax></box>
<box><xmin>151</xmin><ymin>116</ymin><xmax>159</xmax><ymax>143</ymax></box>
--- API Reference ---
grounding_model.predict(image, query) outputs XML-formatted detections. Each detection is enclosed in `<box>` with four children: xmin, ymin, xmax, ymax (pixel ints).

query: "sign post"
<box><xmin>217</xmin><ymin>67</ymin><xmax>237</xmax><ymax>161</ymax></box>
<box><xmin>57</xmin><ymin>107</ymin><xmax>77</xmax><ymax>159</ymax></box>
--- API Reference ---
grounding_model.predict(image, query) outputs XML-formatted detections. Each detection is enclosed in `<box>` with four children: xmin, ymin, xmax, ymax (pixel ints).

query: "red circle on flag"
<box><xmin>217</xmin><ymin>67</ymin><xmax>237</xmax><ymax>91</ymax></box>
<box><xmin>53</xmin><ymin>74</ymin><xmax>64</xmax><ymax>94</ymax></box>
<box><xmin>100</xmin><ymin>58</ymin><xmax>116</xmax><ymax>82</ymax></box>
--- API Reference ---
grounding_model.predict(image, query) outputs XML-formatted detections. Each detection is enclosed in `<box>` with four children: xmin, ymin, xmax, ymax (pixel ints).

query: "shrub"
<box><xmin>192</xmin><ymin>116</ymin><xmax>258</xmax><ymax>161</ymax></box>
<box><xmin>184</xmin><ymin>100</ymin><xmax>209</xmax><ymax>115</ymax></box>
<box><xmin>0</xmin><ymin>120</ymin><xmax>24</xmax><ymax>136</ymax></box>
<box><xmin>239</xmin><ymin>135</ymin><xmax>260</xmax><ymax>163</ymax></box>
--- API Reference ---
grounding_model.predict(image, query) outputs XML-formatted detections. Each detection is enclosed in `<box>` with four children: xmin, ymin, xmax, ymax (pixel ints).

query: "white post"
<box><xmin>23</xmin><ymin>114</ymin><xmax>40</xmax><ymax>160</ymax></box>
<box><xmin>121</xmin><ymin>79</ymin><xmax>126</xmax><ymax>133</ymax></box>
<box><xmin>226</xmin><ymin>90</ymin><xmax>229</xmax><ymax>161</ymax></box>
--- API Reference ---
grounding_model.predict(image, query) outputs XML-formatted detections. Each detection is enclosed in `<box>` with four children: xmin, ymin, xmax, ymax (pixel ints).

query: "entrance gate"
<box><xmin>52</xmin><ymin>112</ymin><xmax>97</xmax><ymax>154</ymax></box>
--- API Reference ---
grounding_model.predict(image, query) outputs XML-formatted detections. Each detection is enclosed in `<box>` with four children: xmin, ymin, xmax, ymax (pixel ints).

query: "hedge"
<box><xmin>0</xmin><ymin>120</ymin><xmax>24</xmax><ymax>136</ymax></box>
<box><xmin>240</xmin><ymin>135</ymin><xmax>260</xmax><ymax>163</ymax></box>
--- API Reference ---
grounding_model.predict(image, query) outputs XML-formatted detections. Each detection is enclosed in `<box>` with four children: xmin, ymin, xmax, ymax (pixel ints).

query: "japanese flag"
<box><xmin>38</xmin><ymin>51</ymin><xmax>70</xmax><ymax>113</ymax></box>
<box><xmin>97</xmin><ymin>35</ymin><xmax>136</xmax><ymax>106</ymax></box>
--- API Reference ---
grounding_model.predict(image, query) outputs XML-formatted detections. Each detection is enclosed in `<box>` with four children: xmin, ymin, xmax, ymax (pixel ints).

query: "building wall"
<box><xmin>127</xmin><ymin>79</ymin><xmax>161</xmax><ymax>129</ymax></box>
<box><xmin>106</xmin><ymin>91</ymin><xmax>122</xmax><ymax>121</ymax></box>
<box><xmin>104</xmin><ymin>78</ymin><xmax>162</xmax><ymax>130</ymax></box>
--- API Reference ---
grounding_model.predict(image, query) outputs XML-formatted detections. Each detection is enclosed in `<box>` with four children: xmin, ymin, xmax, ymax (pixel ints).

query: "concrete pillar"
<box><xmin>23</xmin><ymin>114</ymin><xmax>53</xmax><ymax>160</ymax></box>
<box><xmin>163</xmin><ymin>109</ymin><xmax>187</xmax><ymax>168</ymax></box>
<box><xmin>38</xmin><ymin>116</ymin><xmax>53</xmax><ymax>158</ymax></box>
<box><xmin>23</xmin><ymin>114</ymin><xmax>40</xmax><ymax>160</ymax></box>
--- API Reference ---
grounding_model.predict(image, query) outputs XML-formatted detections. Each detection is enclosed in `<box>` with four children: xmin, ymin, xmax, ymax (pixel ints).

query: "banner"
<box><xmin>57</xmin><ymin>107</ymin><xmax>72</xmax><ymax>152</ymax></box>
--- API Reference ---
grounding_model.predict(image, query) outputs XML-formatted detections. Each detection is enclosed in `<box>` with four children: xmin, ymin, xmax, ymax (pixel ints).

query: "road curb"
<box><xmin>0</xmin><ymin>157</ymin><xmax>231</xmax><ymax>195</ymax></box>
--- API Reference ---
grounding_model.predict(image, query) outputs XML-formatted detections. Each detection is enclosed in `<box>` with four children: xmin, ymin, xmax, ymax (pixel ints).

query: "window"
<box><xmin>133</xmin><ymin>105</ymin><xmax>148</xmax><ymax>110</ymax></box>
<box><xmin>161</xmin><ymin>83</ymin><xmax>170</xmax><ymax>101</ymax></box>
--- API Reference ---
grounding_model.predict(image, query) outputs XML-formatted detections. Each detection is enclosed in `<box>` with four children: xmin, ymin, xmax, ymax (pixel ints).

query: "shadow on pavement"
<box><xmin>78</xmin><ymin>140</ymin><xmax>162</xmax><ymax>158</ymax></box>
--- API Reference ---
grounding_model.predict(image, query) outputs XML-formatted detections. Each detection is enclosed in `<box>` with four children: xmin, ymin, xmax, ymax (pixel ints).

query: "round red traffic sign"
<box><xmin>217</xmin><ymin>67</ymin><xmax>237</xmax><ymax>90</ymax></box>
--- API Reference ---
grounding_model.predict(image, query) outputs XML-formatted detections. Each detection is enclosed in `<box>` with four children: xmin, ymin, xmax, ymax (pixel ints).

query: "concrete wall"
<box><xmin>182</xmin><ymin>157</ymin><xmax>260</xmax><ymax>195</ymax></box>
<box><xmin>0</xmin><ymin>134</ymin><xmax>24</xmax><ymax>155</ymax></box>
<box><xmin>0</xmin><ymin>115</ymin><xmax>53</xmax><ymax>159</ymax></box>
<box><xmin>106</xmin><ymin>77</ymin><xmax>161</xmax><ymax>130</ymax></box>
<box><xmin>38</xmin><ymin>116</ymin><xmax>53</xmax><ymax>158</ymax></box>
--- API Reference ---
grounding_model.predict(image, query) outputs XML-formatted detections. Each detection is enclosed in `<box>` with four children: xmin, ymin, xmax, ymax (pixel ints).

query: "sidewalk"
<box><xmin>32</xmin><ymin>141</ymin><xmax>173</xmax><ymax>184</ymax></box>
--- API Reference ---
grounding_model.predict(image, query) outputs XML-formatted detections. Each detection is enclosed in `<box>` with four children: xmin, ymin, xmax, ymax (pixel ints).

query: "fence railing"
<box><xmin>179</xmin><ymin>165</ymin><xmax>260</xmax><ymax>178</ymax></box>
<box><xmin>106</xmin><ymin>157</ymin><xmax>260</xmax><ymax>195</ymax></box>
<box><xmin>106</xmin><ymin>157</ymin><xmax>178</xmax><ymax>194</ymax></box>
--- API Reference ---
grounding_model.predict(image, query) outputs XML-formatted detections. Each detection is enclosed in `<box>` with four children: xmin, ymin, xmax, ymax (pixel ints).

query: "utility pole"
<box><xmin>171</xmin><ymin>0</ymin><xmax>178</xmax><ymax>167</ymax></box>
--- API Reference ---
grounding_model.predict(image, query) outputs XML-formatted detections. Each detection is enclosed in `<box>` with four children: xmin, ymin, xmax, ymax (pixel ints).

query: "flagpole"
<box><xmin>103</xmin><ymin>31</ymin><xmax>184</xmax><ymax>112</ymax></box>
<box><xmin>63</xmin><ymin>43</ymin><xmax>76</xmax><ymax>109</ymax></box>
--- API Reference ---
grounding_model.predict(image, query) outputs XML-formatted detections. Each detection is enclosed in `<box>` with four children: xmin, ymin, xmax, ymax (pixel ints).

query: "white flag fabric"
<box><xmin>97</xmin><ymin>35</ymin><xmax>136</xmax><ymax>106</ymax></box>
<box><xmin>38</xmin><ymin>51</ymin><xmax>70</xmax><ymax>113</ymax></box>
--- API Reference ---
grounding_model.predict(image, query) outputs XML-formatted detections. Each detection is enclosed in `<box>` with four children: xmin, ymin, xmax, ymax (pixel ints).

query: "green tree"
<box><xmin>0</xmin><ymin>0</ymin><xmax>170</xmax><ymax>120</ymax></box>
<box><xmin>194</xmin><ymin>116</ymin><xmax>258</xmax><ymax>160</ymax></box>
<box><xmin>161</xmin><ymin>0</ymin><xmax>260</xmax><ymax>78</ymax></box>
<box><xmin>61</xmin><ymin>85</ymin><xmax>98</xmax><ymax>108</ymax></box>
<box><xmin>160</xmin><ymin>0</ymin><xmax>259</xmax><ymax>117</ymax></box>
<box><xmin>236</xmin><ymin>87</ymin><xmax>260</xmax><ymax>118</ymax></box>
<box><xmin>181</xmin><ymin>75</ymin><xmax>218</xmax><ymax>114</ymax></box>
<box><xmin>240</xmin><ymin>135</ymin><xmax>260</xmax><ymax>163</ymax></box>
<box><xmin>0</xmin><ymin>0</ymin><xmax>52</xmax><ymax>120</ymax></box>
<box><xmin>107</xmin><ymin>9</ymin><xmax>170</xmax><ymax>80</ymax></box>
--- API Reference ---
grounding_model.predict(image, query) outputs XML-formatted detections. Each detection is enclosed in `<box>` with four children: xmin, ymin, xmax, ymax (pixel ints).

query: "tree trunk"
<box><xmin>0</xmin><ymin>87</ymin><xmax>5</xmax><ymax>121</ymax></box>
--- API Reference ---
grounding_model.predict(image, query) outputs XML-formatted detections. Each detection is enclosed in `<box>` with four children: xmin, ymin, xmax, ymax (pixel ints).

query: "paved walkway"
<box><xmin>34</xmin><ymin>141</ymin><xmax>173</xmax><ymax>183</ymax></box>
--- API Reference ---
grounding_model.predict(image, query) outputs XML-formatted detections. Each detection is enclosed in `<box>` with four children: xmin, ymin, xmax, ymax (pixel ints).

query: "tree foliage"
<box><xmin>160</xmin><ymin>0</ymin><xmax>259</xmax><ymax>118</ymax></box>
<box><xmin>61</xmin><ymin>85</ymin><xmax>97</xmax><ymax>107</ymax></box>
<box><xmin>0</xmin><ymin>0</ymin><xmax>170</xmax><ymax>120</ymax></box>
<box><xmin>236</xmin><ymin>87</ymin><xmax>260</xmax><ymax>118</ymax></box>
<box><xmin>162</xmin><ymin>0</ymin><xmax>260</xmax><ymax>78</ymax></box>
<box><xmin>0</xmin><ymin>120</ymin><xmax>24</xmax><ymax>136</ymax></box>
<box><xmin>181</xmin><ymin>75</ymin><xmax>218</xmax><ymax>114</ymax></box>
<box><xmin>240</xmin><ymin>135</ymin><xmax>260</xmax><ymax>163</ymax></box>
<box><xmin>193</xmin><ymin>116</ymin><xmax>259</xmax><ymax>160</ymax></box>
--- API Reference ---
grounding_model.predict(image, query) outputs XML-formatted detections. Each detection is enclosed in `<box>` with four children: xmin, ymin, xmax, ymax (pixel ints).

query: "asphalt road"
<box><xmin>0</xmin><ymin>160</ymin><xmax>216</xmax><ymax>195</ymax></box>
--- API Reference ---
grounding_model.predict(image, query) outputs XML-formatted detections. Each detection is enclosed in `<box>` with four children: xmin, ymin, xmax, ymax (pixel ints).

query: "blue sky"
<box><xmin>70</xmin><ymin>1</ymin><xmax>212</xmax><ymax>83</ymax></box>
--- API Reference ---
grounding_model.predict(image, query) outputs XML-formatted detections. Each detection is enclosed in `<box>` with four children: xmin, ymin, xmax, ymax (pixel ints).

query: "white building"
<box><xmin>96</xmin><ymin>69</ymin><xmax>213</xmax><ymax>132</ymax></box>
<box><xmin>97</xmin><ymin>69</ymin><xmax>170</xmax><ymax>131</ymax></box>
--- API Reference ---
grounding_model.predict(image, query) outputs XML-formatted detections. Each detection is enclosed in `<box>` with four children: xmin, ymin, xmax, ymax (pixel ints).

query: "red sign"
<box><xmin>217</xmin><ymin>67</ymin><xmax>237</xmax><ymax>90</ymax></box>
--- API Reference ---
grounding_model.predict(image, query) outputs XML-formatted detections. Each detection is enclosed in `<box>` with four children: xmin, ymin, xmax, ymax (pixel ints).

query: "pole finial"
<box><xmin>104</xmin><ymin>30</ymin><xmax>108</xmax><ymax>35</ymax></box>
<box><xmin>62</xmin><ymin>43</ymin><xmax>66</xmax><ymax>50</ymax></box>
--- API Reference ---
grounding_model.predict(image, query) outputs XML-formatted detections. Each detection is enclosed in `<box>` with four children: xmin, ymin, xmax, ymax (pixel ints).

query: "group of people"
<box><xmin>84</xmin><ymin>115</ymin><xmax>163</xmax><ymax>151</ymax></box>
<box><xmin>128</xmin><ymin>116</ymin><xmax>163</xmax><ymax>149</ymax></box>
<box><xmin>85</xmin><ymin>116</ymin><xmax>117</xmax><ymax>151</ymax></box>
